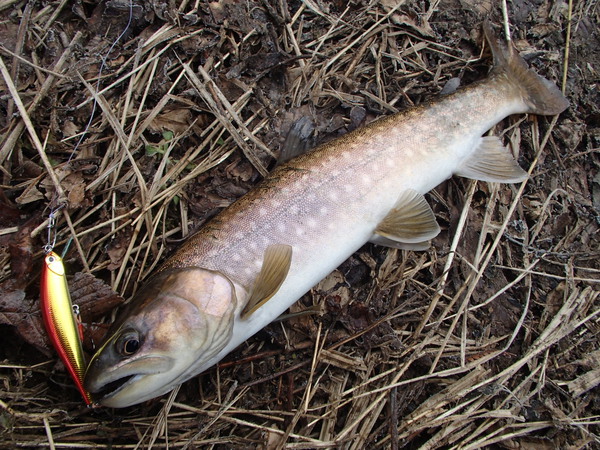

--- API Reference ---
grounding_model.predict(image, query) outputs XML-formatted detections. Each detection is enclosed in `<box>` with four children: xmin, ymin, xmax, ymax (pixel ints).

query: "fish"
<box><xmin>84</xmin><ymin>22</ymin><xmax>568</xmax><ymax>408</ymax></box>
<box><xmin>40</xmin><ymin>251</ymin><xmax>93</xmax><ymax>405</ymax></box>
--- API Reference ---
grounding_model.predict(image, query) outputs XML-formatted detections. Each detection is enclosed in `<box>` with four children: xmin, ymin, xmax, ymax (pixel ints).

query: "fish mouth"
<box><xmin>84</xmin><ymin>355</ymin><xmax>175</xmax><ymax>406</ymax></box>
<box><xmin>91</xmin><ymin>374</ymin><xmax>139</xmax><ymax>401</ymax></box>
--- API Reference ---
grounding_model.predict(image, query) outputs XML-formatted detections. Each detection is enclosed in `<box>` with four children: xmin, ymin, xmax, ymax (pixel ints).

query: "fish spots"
<box><xmin>259</xmin><ymin>207</ymin><xmax>268</xmax><ymax>217</ymax></box>
<box><xmin>319</xmin><ymin>206</ymin><xmax>328</xmax><ymax>216</ymax></box>
<box><xmin>361</xmin><ymin>174</ymin><xmax>372</xmax><ymax>185</ymax></box>
<box><xmin>343</xmin><ymin>184</ymin><xmax>353</xmax><ymax>193</ymax></box>
<box><xmin>237</xmin><ymin>247</ymin><xmax>250</xmax><ymax>258</ymax></box>
<box><xmin>307</xmin><ymin>217</ymin><xmax>317</xmax><ymax>228</ymax></box>
<box><xmin>328</xmin><ymin>191</ymin><xmax>339</xmax><ymax>202</ymax></box>
<box><xmin>295</xmin><ymin>226</ymin><xmax>305</xmax><ymax>237</ymax></box>
<box><xmin>277</xmin><ymin>222</ymin><xmax>287</xmax><ymax>233</ymax></box>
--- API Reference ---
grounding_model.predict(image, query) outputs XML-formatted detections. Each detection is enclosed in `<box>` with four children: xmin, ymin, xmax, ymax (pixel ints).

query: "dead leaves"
<box><xmin>40</xmin><ymin>164</ymin><xmax>92</xmax><ymax>208</ymax></box>
<box><xmin>69</xmin><ymin>272</ymin><xmax>125</xmax><ymax>323</ymax></box>
<box><xmin>149</xmin><ymin>108</ymin><xmax>193</xmax><ymax>135</ymax></box>
<box><xmin>16</xmin><ymin>161</ymin><xmax>94</xmax><ymax>209</ymax></box>
<box><xmin>0</xmin><ymin>286</ymin><xmax>48</xmax><ymax>355</ymax></box>
<box><xmin>380</xmin><ymin>0</ymin><xmax>435</xmax><ymax>36</ymax></box>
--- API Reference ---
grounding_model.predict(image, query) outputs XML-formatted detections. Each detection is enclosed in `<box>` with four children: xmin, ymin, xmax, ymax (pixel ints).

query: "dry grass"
<box><xmin>1</xmin><ymin>0</ymin><xmax>599</xmax><ymax>448</ymax></box>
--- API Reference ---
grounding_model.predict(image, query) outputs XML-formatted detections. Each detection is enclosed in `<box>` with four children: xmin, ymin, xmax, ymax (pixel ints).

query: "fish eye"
<box><xmin>116</xmin><ymin>330</ymin><xmax>140</xmax><ymax>356</ymax></box>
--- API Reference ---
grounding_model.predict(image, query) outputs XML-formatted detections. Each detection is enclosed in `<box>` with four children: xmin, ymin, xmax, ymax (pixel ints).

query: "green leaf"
<box><xmin>145</xmin><ymin>145</ymin><xmax>164</xmax><ymax>156</ymax></box>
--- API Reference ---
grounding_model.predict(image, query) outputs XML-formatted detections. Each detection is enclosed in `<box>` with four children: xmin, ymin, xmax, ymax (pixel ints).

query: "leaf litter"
<box><xmin>0</xmin><ymin>0</ymin><xmax>599</xmax><ymax>448</ymax></box>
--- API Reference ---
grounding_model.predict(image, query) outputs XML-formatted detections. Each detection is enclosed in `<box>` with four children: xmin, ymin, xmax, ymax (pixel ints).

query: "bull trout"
<box><xmin>84</xmin><ymin>23</ymin><xmax>568</xmax><ymax>407</ymax></box>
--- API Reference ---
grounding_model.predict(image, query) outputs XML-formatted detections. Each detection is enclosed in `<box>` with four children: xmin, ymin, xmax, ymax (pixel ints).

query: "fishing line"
<box><xmin>44</xmin><ymin>0</ymin><xmax>134</xmax><ymax>253</ymax></box>
<box><xmin>67</xmin><ymin>0</ymin><xmax>135</xmax><ymax>164</ymax></box>
<box><xmin>39</xmin><ymin>0</ymin><xmax>136</xmax><ymax>406</ymax></box>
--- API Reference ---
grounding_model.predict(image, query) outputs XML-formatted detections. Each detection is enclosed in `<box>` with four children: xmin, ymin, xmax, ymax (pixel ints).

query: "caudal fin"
<box><xmin>484</xmin><ymin>21</ymin><xmax>569</xmax><ymax>116</ymax></box>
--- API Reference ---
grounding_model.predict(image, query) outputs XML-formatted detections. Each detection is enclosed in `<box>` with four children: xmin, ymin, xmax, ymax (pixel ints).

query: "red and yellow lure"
<box><xmin>40</xmin><ymin>251</ymin><xmax>93</xmax><ymax>405</ymax></box>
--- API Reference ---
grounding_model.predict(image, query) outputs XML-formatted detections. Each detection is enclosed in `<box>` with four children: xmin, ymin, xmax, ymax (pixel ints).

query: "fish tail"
<box><xmin>484</xmin><ymin>21</ymin><xmax>569</xmax><ymax>116</ymax></box>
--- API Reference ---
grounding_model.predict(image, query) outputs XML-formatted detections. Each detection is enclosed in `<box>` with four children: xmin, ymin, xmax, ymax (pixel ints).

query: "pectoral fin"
<box><xmin>374</xmin><ymin>189</ymin><xmax>440</xmax><ymax>246</ymax></box>
<box><xmin>455</xmin><ymin>136</ymin><xmax>528</xmax><ymax>183</ymax></box>
<box><xmin>241</xmin><ymin>244</ymin><xmax>293</xmax><ymax>318</ymax></box>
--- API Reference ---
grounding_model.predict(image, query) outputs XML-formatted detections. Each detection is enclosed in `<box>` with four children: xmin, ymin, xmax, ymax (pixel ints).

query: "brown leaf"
<box><xmin>40</xmin><ymin>165</ymin><xmax>90</xmax><ymax>209</ymax></box>
<box><xmin>69</xmin><ymin>272</ymin><xmax>125</xmax><ymax>322</ymax></box>
<box><xmin>82</xmin><ymin>323</ymin><xmax>113</xmax><ymax>353</ymax></box>
<box><xmin>0</xmin><ymin>283</ymin><xmax>28</xmax><ymax>326</ymax></box>
<box><xmin>106</xmin><ymin>232</ymin><xmax>131</xmax><ymax>270</ymax></box>
<box><xmin>339</xmin><ymin>302</ymin><xmax>373</xmax><ymax>335</ymax></box>
<box><xmin>8</xmin><ymin>218</ymin><xmax>38</xmax><ymax>286</ymax></box>
<box><xmin>62</xmin><ymin>120</ymin><xmax>80</xmax><ymax>137</ymax></box>
<box><xmin>0</xmin><ymin>280</ymin><xmax>52</xmax><ymax>356</ymax></box>
<box><xmin>0</xmin><ymin>192</ymin><xmax>22</xmax><ymax>226</ymax></box>
<box><xmin>149</xmin><ymin>108</ymin><xmax>192</xmax><ymax>134</ymax></box>
<box><xmin>15</xmin><ymin>176</ymin><xmax>45</xmax><ymax>204</ymax></box>
<box><xmin>67</xmin><ymin>179</ymin><xmax>86</xmax><ymax>206</ymax></box>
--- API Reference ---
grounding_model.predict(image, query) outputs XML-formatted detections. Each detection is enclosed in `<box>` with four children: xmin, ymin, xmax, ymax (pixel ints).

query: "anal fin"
<box><xmin>369</xmin><ymin>235</ymin><xmax>431</xmax><ymax>251</ymax></box>
<box><xmin>373</xmin><ymin>189</ymin><xmax>440</xmax><ymax>248</ymax></box>
<box><xmin>455</xmin><ymin>136</ymin><xmax>528</xmax><ymax>183</ymax></box>
<box><xmin>241</xmin><ymin>244</ymin><xmax>293</xmax><ymax>319</ymax></box>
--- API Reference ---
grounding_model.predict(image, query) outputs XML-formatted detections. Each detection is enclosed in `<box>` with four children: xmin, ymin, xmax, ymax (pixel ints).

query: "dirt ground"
<box><xmin>0</xmin><ymin>0</ymin><xmax>599</xmax><ymax>448</ymax></box>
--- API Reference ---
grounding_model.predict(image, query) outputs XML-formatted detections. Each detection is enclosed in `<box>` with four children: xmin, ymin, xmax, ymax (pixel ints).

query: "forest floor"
<box><xmin>1</xmin><ymin>0</ymin><xmax>599</xmax><ymax>448</ymax></box>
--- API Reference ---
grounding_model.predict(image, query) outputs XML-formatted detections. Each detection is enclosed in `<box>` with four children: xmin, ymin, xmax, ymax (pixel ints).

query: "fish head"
<box><xmin>84</xmin><ymin>267</ymin><xmax>237</xmax><ymax>408</ymax></box>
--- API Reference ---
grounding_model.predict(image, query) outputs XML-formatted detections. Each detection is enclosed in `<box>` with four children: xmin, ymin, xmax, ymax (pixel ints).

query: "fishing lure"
<box><xmin>40</xmin><ymin>251</ymin><xmax>93</xmax><ymax>405</ymax></box>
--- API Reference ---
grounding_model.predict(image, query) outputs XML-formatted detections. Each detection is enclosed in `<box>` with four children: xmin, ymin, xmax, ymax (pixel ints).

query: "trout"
<box><xmin>84</xmin><ymin>23</ymin><xmax>568</xmax><ymax>407</ymax></box>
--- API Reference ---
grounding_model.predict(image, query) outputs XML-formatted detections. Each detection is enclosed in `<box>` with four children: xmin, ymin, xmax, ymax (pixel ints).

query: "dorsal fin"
<box><xmin>241</xmin><ymin>244</ymin><xmax>293</xmax><ymax>319</ymax></box>
<box><xmin>374</xmin><ymin>189</ymin><xmax>440</xmax><ymax>245</ymax></box>
<box><xmin>455</xmin><ymin>136</ymin><xmax>528</xmax><ymax>183</ymax></box>
<box><xmin>277</xmin><ymin>117</ymin><xmax>315</xmax><ymax>166</ymax></box>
